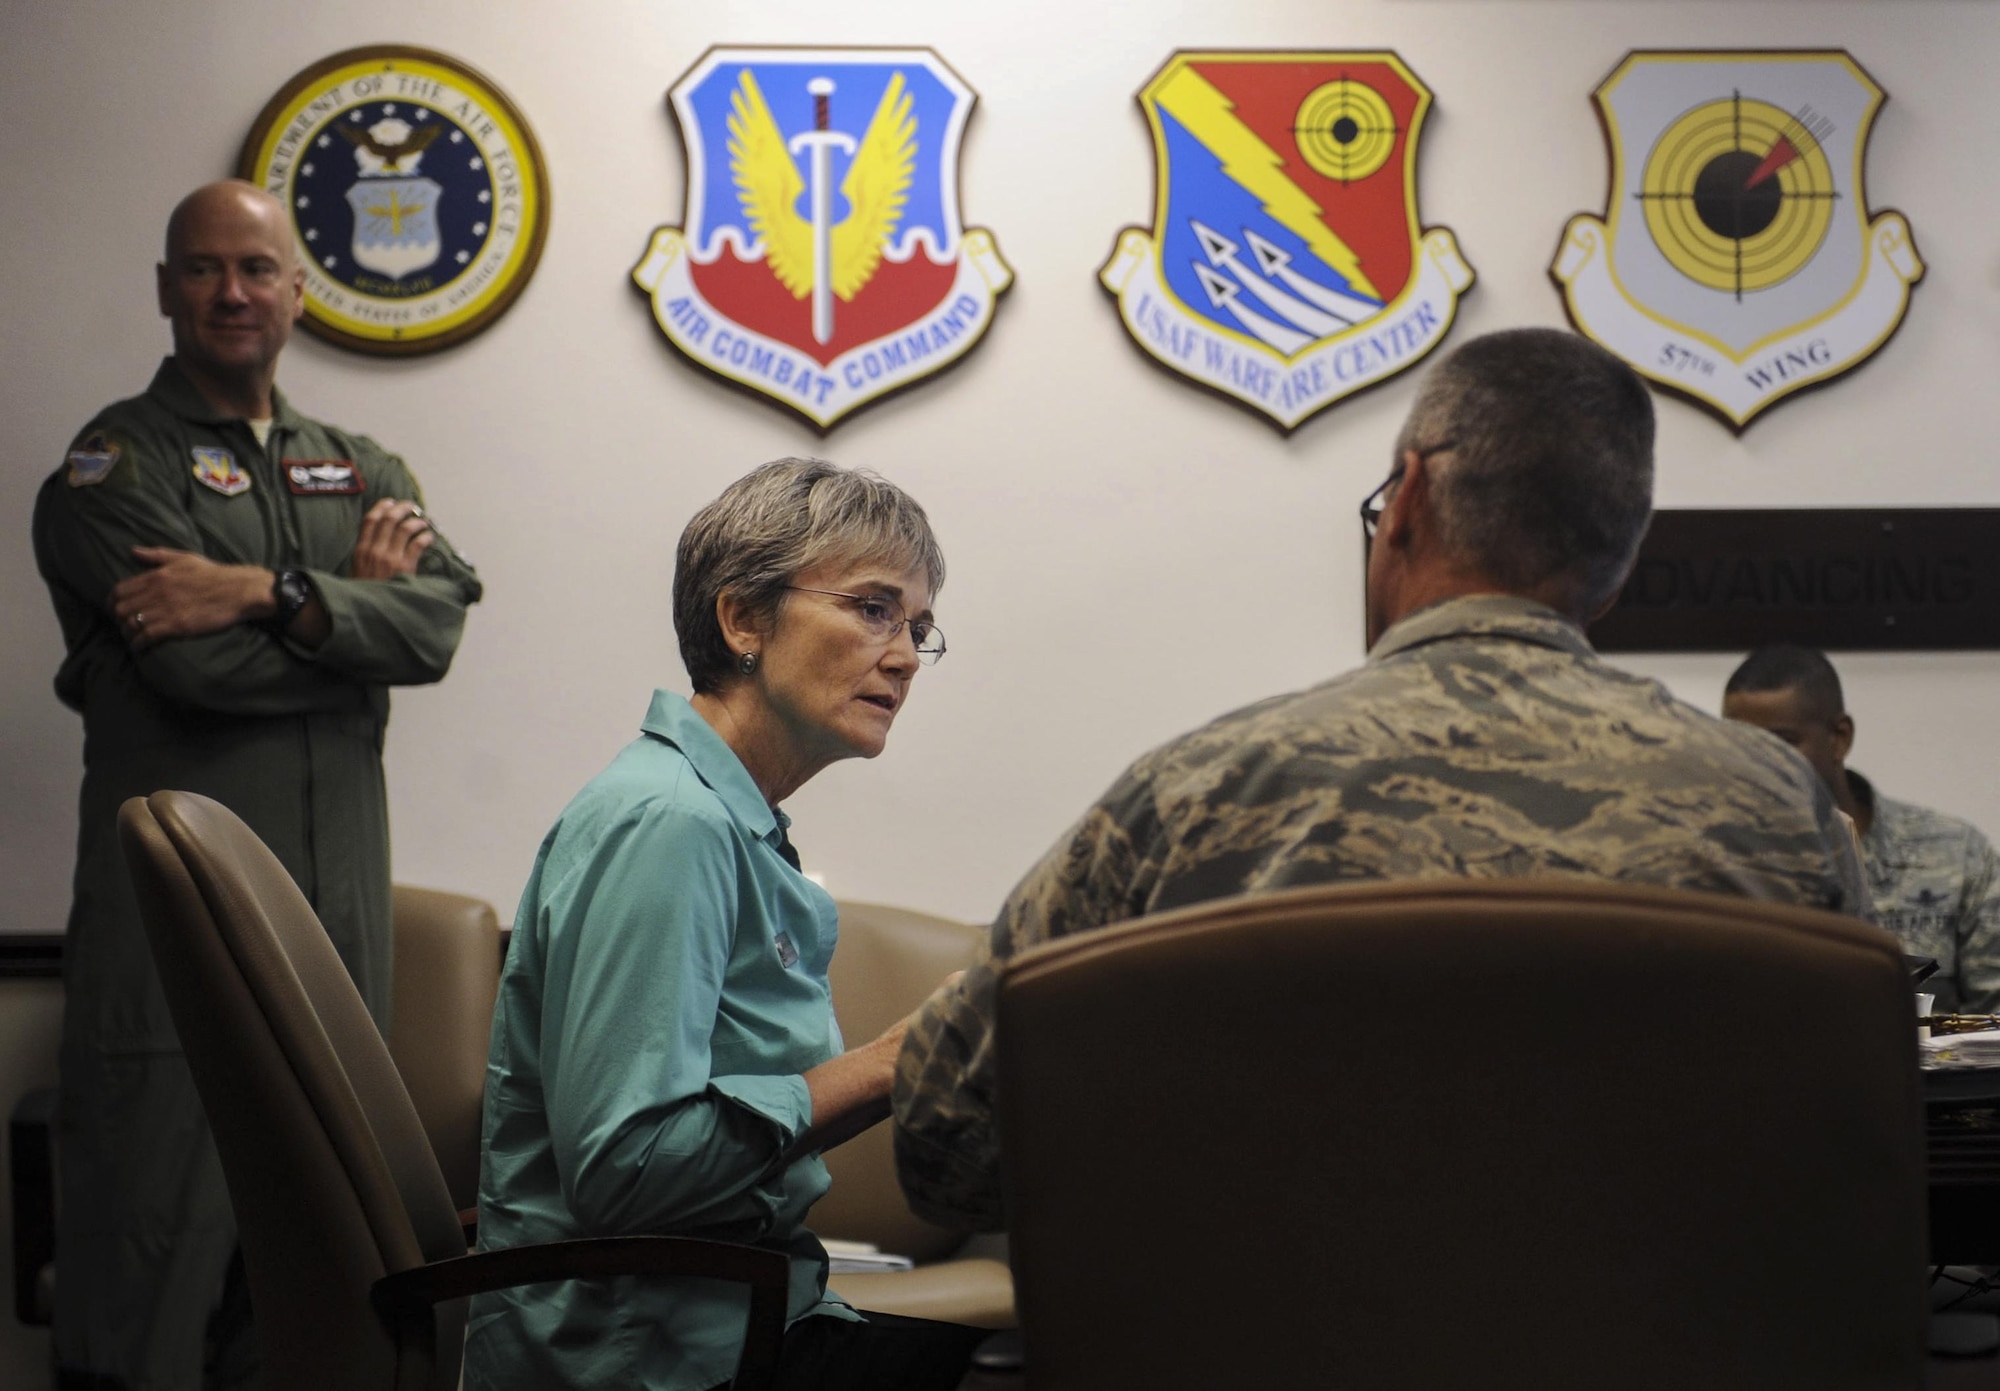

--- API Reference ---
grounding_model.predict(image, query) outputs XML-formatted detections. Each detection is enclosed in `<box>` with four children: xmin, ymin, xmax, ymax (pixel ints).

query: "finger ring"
<box><xmin>134</xmin><ymin>612</ymin><xmax>147</xmax><ymax>629</ymax></box>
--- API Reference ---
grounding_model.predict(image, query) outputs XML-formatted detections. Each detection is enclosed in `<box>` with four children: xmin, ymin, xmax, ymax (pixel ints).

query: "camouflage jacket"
<box><xmin>892</xmin><ymin>594</ymin><xmax>1871</xmax><ymax>1228</ymax></box>
<box><xmin>1852</xmin><ymin>771</ymin><xmax>2000</xmax><ymax>1013</ymax></box>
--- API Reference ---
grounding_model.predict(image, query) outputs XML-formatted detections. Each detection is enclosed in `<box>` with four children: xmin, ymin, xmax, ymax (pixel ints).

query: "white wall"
<box><xmin>4</xmin><ymin>0</ymin><xmax>1997</xmax><ymax>938</ymax></box>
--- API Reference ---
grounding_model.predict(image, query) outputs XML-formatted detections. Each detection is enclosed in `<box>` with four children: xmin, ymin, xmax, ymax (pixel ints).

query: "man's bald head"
<box><xmin>164</xmin><ymin>180</ymin><xmax>295</xmax><ymax>269</ymax></box>
<box><xmin>156</xmin><ymin>179</ymin><xmax>305</xmax><ymax>416</ymax></box>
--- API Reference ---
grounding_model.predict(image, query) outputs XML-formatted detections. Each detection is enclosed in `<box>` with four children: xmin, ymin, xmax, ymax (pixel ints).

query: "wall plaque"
<box><xmin>632</xmin><ymin>46</ymin><xmax>1013</xmax><ymax>429</ymax></box>
<box><xmin>1589</xmin><ymin>509</ymin><xmax>2000</xmax><ymax>652</ymax></box>
<box><xmin>240</xmin><ymin>46</ymin><xmax>551</xmax><ymax>354</ymax></box>
<box><xmin>1101</xmin><ymin>51</ymin><xmax>1473</xmax><ymax>432</ymax></box>
<box><xmin>1552</xmin><ymin>51</ymin><xmax>1922</xmax><ymax>431</ymax></box>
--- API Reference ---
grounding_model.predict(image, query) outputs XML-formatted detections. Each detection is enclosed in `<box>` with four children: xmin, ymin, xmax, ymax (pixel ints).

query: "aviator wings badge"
<box><xmin>633</xmin><ymin>47</ymin><xmax>1013</xmax><ymax>429</ymax></box>
<box><xmin>1552</xmin><ymin>51</ymin><xmax>1923</xmax><ymax>431</ymax></box>
<box><xmin>1101</xmin><ymin>52</ymin><xmax>1474</xmax><ymax>432</ymax></box>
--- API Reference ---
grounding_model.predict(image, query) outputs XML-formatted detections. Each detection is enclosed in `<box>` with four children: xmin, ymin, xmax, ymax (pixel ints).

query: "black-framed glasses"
<box><xmin>785</xmin><ymin>587</ymin><xmax>947</xmax><ymax>664</ymax></box>
<box><xmin>1359</xmin><ymin>441</ymin><xmax>1455</xmax><ymax>541</ymax></box>
<box><xmin>1359</xmin><ymin>467</ymin><xmax>1404</xmax><ymax>541</ymax></box>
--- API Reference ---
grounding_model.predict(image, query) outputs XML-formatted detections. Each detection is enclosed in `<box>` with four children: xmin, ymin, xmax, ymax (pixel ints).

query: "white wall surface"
<box><xmin>3</xmin><ymin>0</ymin><xmax>1997</xmax><ymax>937</ymax></box>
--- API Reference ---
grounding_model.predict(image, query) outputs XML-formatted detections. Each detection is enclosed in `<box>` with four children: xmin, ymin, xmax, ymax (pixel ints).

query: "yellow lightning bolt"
<box><xmin>1153</xmin><ymin>64</ymin><xmax>1380</xmax><ymax>302</ymax></box>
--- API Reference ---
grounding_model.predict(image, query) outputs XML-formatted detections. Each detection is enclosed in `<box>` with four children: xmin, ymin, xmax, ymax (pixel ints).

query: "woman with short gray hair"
<box><xmin>468</xmin><ymin>458</ymin><xmax>983</xmax><ymax>1391</ymax></box>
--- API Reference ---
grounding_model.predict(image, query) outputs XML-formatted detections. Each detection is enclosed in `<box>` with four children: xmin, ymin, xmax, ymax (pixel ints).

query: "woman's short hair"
<box><xmin>674</xmin><ymin>457</ymin><xmax>946</xmax><ymax>693</ymax></box>
<box><xmin>1394</xmin><ymin>328</ymin><xmax>1656</xmax><ymax>616</ymax></box>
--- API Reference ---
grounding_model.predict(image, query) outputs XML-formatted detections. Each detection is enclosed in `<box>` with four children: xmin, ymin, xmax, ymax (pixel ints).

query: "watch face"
<box><xmin>279</xmin><ymin>570</ymin><xmax>311</xmax><ymax>614</ymax></box>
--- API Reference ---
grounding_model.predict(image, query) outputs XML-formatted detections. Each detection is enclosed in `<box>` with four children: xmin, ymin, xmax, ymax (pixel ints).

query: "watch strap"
<box><xmin>270</xmin><ymin>568</ymin><xmax>311</xmax><ymax>630</ymax></box>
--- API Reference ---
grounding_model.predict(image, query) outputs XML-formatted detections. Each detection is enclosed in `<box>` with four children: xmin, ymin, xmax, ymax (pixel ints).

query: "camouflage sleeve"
<box><xmin>1952</xmin><ymin>830</ymin><xmax>2000</xmax><ymax>1015</ymax></box>
<box><xmin>891</xmin><ymin>763</ymin><xmax>1166</xmax><ymax>1229</ymax></box>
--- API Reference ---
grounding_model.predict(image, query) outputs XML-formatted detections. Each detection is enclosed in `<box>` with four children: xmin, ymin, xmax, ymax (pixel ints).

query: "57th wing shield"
<box><xmin>1551</xmin><ymin>50</ymin><xmax>1922</xmax><ymax>430</ymax></box>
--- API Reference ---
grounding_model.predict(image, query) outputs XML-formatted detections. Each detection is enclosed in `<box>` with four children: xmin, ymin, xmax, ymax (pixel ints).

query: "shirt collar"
<box><xmin>146</xmin><ymin>357</ymin><xmax>306</xmax><ymax>432</ymax></box>
<box><xmin>638</xmin><ymin>689</ymin><xmax>785</xmax><ymax>843</ymax></box>
<box><xmin>1368</xmin><ymin>593</ymin><xmax>1596</xmax><ymax>664</ymax></box>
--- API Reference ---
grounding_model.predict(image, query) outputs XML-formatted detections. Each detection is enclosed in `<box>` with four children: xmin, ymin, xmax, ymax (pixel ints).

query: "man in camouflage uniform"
<box><xmin>892</xmin><ymin>328</ymin><xmax>1870</xmax><ymax>1229</ymax></box>
<box><xmin>32</xmin><ymin>180</ymin><xmax>482</xmax><ymax>1389</ymax></box>
<box><xmin>1724</xmin><ymin>644</ymin><xmax>2000</xmax><ymax>1013</ymax></box>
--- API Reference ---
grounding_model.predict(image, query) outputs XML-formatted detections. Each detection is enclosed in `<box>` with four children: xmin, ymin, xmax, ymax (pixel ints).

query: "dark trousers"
<box><xmin>713</xmin><ymin>1310</ymin><xmax>990</xmax><ymax>1391</ymax></box>
<box><xmin>54</xmin><ymin>1248</ymin><xmax>256</xmax><ymax>1391</ymax></box>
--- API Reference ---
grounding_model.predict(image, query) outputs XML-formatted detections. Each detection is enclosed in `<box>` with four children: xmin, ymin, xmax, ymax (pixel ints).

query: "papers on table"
<box><xmin>821</xmin><ymin>1237</ymin><xmax>915</xmax><ymax>1273</ymax></box>
<box><xmin>1923</xmin><ymin>1029</ymin><xmax>2000</xmax><ymax>1070</ymax></box>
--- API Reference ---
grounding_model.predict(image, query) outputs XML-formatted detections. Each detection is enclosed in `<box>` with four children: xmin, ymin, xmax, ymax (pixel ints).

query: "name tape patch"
<box><xmin>285</xmin><ymin>459</ymin><xmax>364</xmax><ymax>495</ymax></box>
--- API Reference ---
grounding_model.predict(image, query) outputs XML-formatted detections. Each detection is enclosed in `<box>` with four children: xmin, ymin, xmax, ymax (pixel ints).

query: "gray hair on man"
<box><xmin>1395</xmin><ymin>327</ymin><xmax>1656</xmax><ymax>616</ymax></box>
<box><xmin>674</xmin><ymin>457</ymin><xmax>946</xmax><ymax>693</ymax></box>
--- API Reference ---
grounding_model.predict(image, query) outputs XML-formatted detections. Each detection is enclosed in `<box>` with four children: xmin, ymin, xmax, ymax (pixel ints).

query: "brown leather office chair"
<box><xmin>389</xmin><ymin>884</ymin><xmax>504</xmax><ymax>1216</ymax></box>
<box><xmin>817</xmin><ymin>901</ymin><xmax>1016</xmax><ymax>1328</ymax></box>
<box><xmin>995</xmin><ymin>878</ymin><xmax>1928</xmax><ymax>1391</ymax></box>
<box><xmin>118</xmin><ymin>790</ymin><xmax>790</xmax><ymax>1391</ymax></box>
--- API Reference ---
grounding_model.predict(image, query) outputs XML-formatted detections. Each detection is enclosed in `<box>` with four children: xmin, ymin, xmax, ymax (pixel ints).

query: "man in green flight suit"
<box><xmin>31</xmin><ymin>179</ymin><xmax>483</xmax><ymax>1390</ymax></box>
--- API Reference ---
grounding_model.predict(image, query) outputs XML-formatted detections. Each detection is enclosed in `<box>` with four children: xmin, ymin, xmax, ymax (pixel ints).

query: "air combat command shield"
<box><xmin>1551</xmin><ymin>51</ymin><xmax>1923</xmax><ymax>431</ymax></box>
<box><xmin>633</xmin><ymin>47</ymin><xmax>1014</xmax><ymax>430</ymax></box>
<box><xmin>1100</xmin><ymin>52</ymin><xmax>1474</xmax><ymax>433</ymax></box>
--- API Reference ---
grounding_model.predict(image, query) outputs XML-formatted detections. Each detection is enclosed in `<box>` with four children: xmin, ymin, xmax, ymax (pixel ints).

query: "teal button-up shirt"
<box><xmin>466</xmin><ymin>691</ymin><xmax>858</xmax><ymax>1391</ymax></box>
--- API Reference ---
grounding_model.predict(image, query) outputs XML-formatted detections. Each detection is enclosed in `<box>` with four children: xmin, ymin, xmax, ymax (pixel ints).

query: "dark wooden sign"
<box><xmin>1589</xmin><ymin>509</ymin><xmax>2000</xmax><ymax>652</ymax></box>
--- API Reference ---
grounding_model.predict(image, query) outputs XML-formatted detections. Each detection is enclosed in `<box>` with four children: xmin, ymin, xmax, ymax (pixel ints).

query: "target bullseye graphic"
<box><xmin>1293</xmin><ymin>77</ymin><xmax>1398</xmax><ymax>182</ymax></box>
<box><xmin>1639</xmin><ymin>92</ymin><xmax>1839</xmax><ymax>298</ymax></box>
<box><xmin>1554</xmin><ymin>50</ymin><xmax>1925</xmax><ymax>429</ymax></box>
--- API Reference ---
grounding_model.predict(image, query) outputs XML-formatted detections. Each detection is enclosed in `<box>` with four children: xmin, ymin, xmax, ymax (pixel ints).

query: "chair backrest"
<box><xmin>995</xmin><ymin>878</ymin><xmax>1928</xmax><ymax>1391</ymax></box>
<box><xmin>119</xmin><ymin>791</ymin><xmax>471</xmax><ymax>1391</ymax></box>
<box><xmin>817</xmin><ymin>901</ymin><xmax>986</xmax><ymax>1262</ymax></box>
<box><xmin>389</xmin><ymin>884</ymin><xmax>503</xmax><ymax>1214</ymax></box>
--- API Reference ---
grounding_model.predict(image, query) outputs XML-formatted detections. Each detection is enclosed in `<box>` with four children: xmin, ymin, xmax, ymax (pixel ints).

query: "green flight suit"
<box><xmin>31</xmin><ymin>357</ymin><xmax>483</xmax><ymax>1390</ymax></box>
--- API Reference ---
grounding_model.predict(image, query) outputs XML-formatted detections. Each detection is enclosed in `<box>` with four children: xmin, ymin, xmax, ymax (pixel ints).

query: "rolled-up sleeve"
<box><xmin>539</xmin><ymin>802</ymin><xmax>813</xmax><ymax>1239</ymax></box>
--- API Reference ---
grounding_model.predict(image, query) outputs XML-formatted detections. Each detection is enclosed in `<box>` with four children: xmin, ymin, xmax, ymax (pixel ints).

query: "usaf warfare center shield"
<box><xmin>1101</xmin><ymin>52</ymin><xmax>1474</xmax><ymax>432</ymax></box>
<box><xmin>633</xmin><ymin>47</ymin><xmax>1014</xmax><ymax>429</ymax></box>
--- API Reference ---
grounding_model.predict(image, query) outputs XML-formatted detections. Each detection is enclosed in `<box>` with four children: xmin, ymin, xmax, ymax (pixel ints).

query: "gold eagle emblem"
<box><xmin>726</xmin><ymin>69</ymin><xmax>916</xmax><ymax>304</ymax></box>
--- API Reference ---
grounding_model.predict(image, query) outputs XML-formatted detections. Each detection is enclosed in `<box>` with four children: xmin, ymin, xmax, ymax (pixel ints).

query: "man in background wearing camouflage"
<box><xmin>1724</xmin><ymin>644</ymin><xmax>2000</xmax><ymax>1013</ymax></box>
<box><xmin>891</xmin><ymin>328</ymin><xmax>1870</xmax><ymax>1229</ymax></box>
<box><xmin>32</xmin><ymin>180</ymin><xmax>482</xmax><ymax>1389</ymax></box>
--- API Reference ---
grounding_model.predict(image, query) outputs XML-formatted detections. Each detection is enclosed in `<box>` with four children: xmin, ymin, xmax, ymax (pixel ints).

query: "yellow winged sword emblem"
<box><xmin>630</xmin><ymin>47</ymin><xmax>1015</xmax><ymax>429</ymax></box>
<box><xmin>728</xmin><ymin>69</ymin><xmax>916</xmax><ymax>343</ymax></box>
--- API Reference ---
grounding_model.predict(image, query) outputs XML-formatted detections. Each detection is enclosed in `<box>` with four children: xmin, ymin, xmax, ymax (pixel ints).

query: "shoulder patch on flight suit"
<box><xmin>65</xmin><ymin>432</ymin><xmax>121</xmax><ymax>487</ymax></box>
<box><xmin>191</xmin><ymin>447</ymin><xmax>251</xmax><ymax>497</ymax></box>
<box><xmin>284</xmin><ymin>458</ymin><xmax>364</xmax><ymax>495</ymax></box>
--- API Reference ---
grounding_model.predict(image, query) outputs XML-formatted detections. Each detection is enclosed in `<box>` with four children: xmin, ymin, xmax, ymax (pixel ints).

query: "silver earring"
<box><xmin>738</xmin><ymin>651</ymin><xmax>760</xmax><ymax>675</ymax></box>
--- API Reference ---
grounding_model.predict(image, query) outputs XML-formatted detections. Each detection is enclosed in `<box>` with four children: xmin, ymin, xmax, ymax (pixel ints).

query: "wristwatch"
<box><xmin>270</xmin><ymin>568</ymin><xmax>312</xmax><ymax>630</ymax></box>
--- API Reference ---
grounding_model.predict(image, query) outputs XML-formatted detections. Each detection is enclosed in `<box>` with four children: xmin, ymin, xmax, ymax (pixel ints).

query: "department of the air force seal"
<box><xmin>1100</xmin><ymin>52</ymin><xmax>1473</xmax><ymax>432</ymax></box>
<box><xmin>632</xmin><ymin>47</ymin><xmax>1013</xmax><ymax>429</ymax></box>
<box><xmin>239</xmin><ymin>46</ymin><xmax>550</xmax><ymax>355</ymax></box>
<box><xmin>1552</xmin><ymin>51</ymin><xmax>1922</xmax><ymax>430</ymax></box>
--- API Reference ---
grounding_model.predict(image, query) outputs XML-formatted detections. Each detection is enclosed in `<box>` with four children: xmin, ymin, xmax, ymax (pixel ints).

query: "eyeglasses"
<box><xmin>785</xmin><ymin>587</ymin><xmax>947</xmax><ymax>664</ymax></box>
<box><xmin>1359</xmin><ymin>441</ymin><xmax>1455</xmax><ymax>541</ymax></box>
<box><xmin>1359</xmin><ymin>467</ymin><xmax>1404</xmax><ymax>541</ymax></box>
